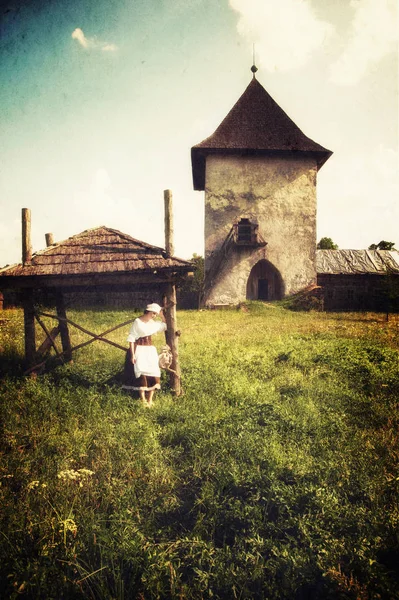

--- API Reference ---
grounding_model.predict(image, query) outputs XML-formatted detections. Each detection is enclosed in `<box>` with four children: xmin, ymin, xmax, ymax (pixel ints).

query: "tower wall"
<box><xmin>204</xmin><ymin>154</ymin><xmax>318</xmax><ymax>305</ymax></box>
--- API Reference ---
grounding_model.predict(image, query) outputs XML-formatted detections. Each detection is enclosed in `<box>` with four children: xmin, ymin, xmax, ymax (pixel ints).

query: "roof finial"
<box><xmin>251</xmin><ymin>43</ymin><xmax>258</xmax><ymax>78</ymax></box>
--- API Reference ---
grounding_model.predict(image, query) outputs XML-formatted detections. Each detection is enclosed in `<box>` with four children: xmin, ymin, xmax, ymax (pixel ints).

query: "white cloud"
<box><xmin>71</xmin><ymin>28</ymin><xmax>91</xmax><ymax>49</ymax></box>
<box><xmin>102</xmin><ymin>44</ymin><xmax>118</xmax><ymax>52</ymax></box>
<box><xmin>229</xmin><ymin>0</ymin><xmax>334</xmax><ymax>72</ymax></box>
<box><xmin>330</xmin><ymin>0</ymin><xmax>398</xmax><ymax>85</ymax></box>
<box><xmin>71</xmin><ymin>28</ymin><xmax>118</xmax><ymax>52</ymax></box>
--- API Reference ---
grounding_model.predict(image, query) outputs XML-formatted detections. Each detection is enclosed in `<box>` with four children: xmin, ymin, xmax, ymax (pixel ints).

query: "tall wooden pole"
<box><xmin>163</xmin><ymin>189</ymin><xmax>181</xmax><ymax>396</ymax></box>
<box><xmin>164</xmin><ymin>189</ymin><xmax>174</xmax><ymax>257</ymax></box>
<box><xmin>21</xmin><ymin>208</ymin><xmax>35</xmax><ymax>366</ymax></box>
<box><xmin>164</xmin><ymin>283</ymin><xmax>181</xmax><ymax>395</ymax></box>
<box><xmin>22</xmin><ymin>208</ymin><xmax>32</xmax><ymax>264</ymax></box>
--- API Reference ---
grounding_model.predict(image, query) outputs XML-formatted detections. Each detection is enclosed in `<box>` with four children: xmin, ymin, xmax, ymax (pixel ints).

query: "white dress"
<box><xmin>126</xmin><ymin>318</ymin><xmax>167</xmax><ymax>379</ymax></box>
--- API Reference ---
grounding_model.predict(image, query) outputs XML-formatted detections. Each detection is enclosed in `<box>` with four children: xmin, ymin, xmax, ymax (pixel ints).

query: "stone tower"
<box><xmin>191</xmin><ymin>70</ymin><xmax>332</xmax><ymax>306</ymax></box>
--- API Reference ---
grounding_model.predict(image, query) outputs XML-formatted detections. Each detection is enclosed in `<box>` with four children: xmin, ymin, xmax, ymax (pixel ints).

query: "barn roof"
<box><xmin>316</xmin><ymin>249</ymin><xmax>399</xmax><ymax>275</ymax></box>
<box><xmin>191</xmin><ymin>76</ymin><xmax>332</xmax><ymax>190</ymax></box>
<box><xmin>0</xmin><ymin>226</ymin><xmax>192</xmax><ymax>286</ymax></box>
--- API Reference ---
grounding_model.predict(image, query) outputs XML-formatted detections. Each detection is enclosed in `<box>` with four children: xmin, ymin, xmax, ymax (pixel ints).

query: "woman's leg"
<box><xmin>146</xmin><ymin>389</ymin><xmax>155</xmax><ymax>406</ymax></box>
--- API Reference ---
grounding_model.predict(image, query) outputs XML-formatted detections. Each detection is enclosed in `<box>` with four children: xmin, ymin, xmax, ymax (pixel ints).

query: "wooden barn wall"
<box><xmin>317</xmin><ymin>274</ymin><xmax>399</xmax><ymax>312</ymax></box>
<box><xmin>1</xmin><ymin>286</ymin><xmax>199</xmax><ymax>310</ymax></box>
<box><xmin>64</xmin><ymin>289</ymin><xmax>162</xmax><ymax>309</ymax></box>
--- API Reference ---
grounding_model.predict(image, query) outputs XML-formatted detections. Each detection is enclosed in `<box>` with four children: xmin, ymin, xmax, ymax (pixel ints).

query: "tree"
<box><xmin>367</xmin><ymin>242</ymin><xmax>398</xmax><ymax>319</ymax></box>
<box><xmin>177</xmin><ymin>254</ymin><xmax>204</xmax><ymax>308</ymax></box>
<box><xmin>317</xmin><ymin>237</ymin><xmax>338</xmax><ymax>250</ymax></box>
<box><xmin>188</xmin><ymin>253</ymin><xmax>204</xmax><ymax>293</ymax></box>
<box><xmin>368</xmin><ymin>241</ymin><xmax>396</xmax><ymax>251</ymax></box>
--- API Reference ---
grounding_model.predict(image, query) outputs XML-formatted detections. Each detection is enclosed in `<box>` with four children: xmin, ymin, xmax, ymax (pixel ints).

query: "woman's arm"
<box><xmin>129</xmin><ymin>341</ymin><xmax>135</xmax><ymax>364</ymax></box>
<box><xmin>156</xmin><ymin>309</ymin><xmax>167</xmax><ymax>332</ymax></box>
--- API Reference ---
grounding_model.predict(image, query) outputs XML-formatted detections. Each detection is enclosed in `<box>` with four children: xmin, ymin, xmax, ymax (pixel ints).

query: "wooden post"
<box><xmin>163</xmin><ymin>189</ymin><xmax>181</xmax><ymax>395</ymax></box>
<box><xmin>21</xmin><ymin>209</ymin><xmax>35</xmax><ymax>366</ymax></box>
<box><xmin>22</xmin><ymin>290</ymin><xmax>36</xmax><ymax>367</ymax></box>
<box><xmin>45</xmin><ymin>233</ymin><xmax>54</xmax><ymax>247</ymax></box>
<box><xmin>164</xmin><ymin>189</ymin><xmax>174</xmax><ymax>257</ymax></box>
<box><xmin>164</xmin><ymin>283</ymin><xmax>181</xmax><ymax>396</ymax></box>
<box><xmin>55</xmin><ymin>291</ymin><xmax>72</xmax><ymax>361</ymax></box>
<box><xmin>22</xmin><ymin>208</ymin><xmax>32</xmax><ymax>264</ymax></box>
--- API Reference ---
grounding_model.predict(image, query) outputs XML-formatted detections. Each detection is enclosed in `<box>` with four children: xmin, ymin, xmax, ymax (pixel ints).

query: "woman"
<box><xmin>122</xmin><ymin>302</ymin><xmax>167</xmax><ymax>406</ymax></box>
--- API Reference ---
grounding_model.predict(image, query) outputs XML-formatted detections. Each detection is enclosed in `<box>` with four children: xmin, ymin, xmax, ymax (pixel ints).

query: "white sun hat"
<box><xmin>146</xmin><ymin>302</ymin><xmax>162</xmax><ymax>314</ymax></box>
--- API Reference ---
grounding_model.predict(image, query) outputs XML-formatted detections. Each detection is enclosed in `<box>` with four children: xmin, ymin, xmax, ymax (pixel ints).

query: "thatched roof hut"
<box><xmin>0</xmin><ymin>220</ymin><xmax>192</xmax><ymax>382</ymax></box>
<box><xmin>0</xmin><ymin>226</ymin><xmax>192</xmax><ymax>290</ymax></box>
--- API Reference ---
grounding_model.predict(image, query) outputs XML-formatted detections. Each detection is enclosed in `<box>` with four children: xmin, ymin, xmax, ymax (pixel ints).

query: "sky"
<box><xmin>0</xmin><ymin>0</ymin><xmax>398</xmax><ymax>267</ymax></box>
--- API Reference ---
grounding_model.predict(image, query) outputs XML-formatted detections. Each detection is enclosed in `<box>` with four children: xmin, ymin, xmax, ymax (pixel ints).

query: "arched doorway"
<box><xmin>246</xmin><ymin>260</ymin><xmax>283</xmax><ymax>301</ymax></box>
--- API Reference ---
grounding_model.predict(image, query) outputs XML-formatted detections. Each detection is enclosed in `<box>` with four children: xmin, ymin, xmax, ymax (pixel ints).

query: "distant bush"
<box><xmin>280</xmin><ymin>284</ymin><xmax>325</xmax><ymax>311</ymax></box>
<box><xmin>317</xmin><ymin>237</ymin><xmax>338</xmax><ymax>249</ymax></box>
<box><xmin>368</xmin><ymin>240</ymin><xmax>396</xmax><ymax>250</ymax></box>
<box><xmin>177</xmin><ymin>254</ymin><xmax>204</xmax><ymax>309</ymax></box>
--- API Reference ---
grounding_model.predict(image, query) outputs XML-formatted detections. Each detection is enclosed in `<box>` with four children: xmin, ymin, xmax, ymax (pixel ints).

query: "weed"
<box><xmin>0</xmin><ymin>305</ymin><xmax>398</xmax><ymax>598</ymax></box>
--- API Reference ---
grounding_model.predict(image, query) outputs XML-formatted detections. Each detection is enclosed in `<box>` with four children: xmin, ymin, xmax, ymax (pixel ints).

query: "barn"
<box><xmin>316</xmin><ymin>249</ymin><xmax>399</xmax><ymax>312</ymax></box>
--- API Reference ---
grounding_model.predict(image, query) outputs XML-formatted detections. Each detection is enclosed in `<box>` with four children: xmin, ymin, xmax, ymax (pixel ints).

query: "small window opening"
<box><xmin>235</xmin><ymin>218</ymin><xmax>258</xmax><ymax>245</ymax></box>
<box><xmin>237</xmin><ymin>219</ymin><xmax>252</xmax><ymax>242</ymax></box>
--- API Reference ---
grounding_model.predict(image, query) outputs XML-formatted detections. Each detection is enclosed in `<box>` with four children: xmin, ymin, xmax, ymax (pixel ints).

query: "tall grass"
<box><xmin>0</xmin><ymin>304</ymin><xmax>398</xmax><ymax>599</ymax></box>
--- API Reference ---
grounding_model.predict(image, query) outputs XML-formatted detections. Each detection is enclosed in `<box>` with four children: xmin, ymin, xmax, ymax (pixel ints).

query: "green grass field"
<box><xmin>1</xmin><ymin>304</ymin><xmax>398</xmax><ymax>599</ymax></box>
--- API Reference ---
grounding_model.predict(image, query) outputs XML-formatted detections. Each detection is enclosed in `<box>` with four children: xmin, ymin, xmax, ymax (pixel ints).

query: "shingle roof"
<box><xmin>191</xmin><ymin>77</ymin><xmax>332</xmax><ymax>190</ymax></box>
<box><xmin>0</xmin><ymin>226</ymin><xmax>192</xmax><ymax>278</ymax></box>
<box><xmin>316</xmin><ymin>249</ymin><xmax>399</xmax><ymax>275</ymax></box>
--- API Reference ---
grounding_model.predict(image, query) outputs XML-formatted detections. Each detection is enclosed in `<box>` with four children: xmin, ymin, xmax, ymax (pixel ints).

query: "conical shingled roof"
<box><xmin>191</xmin><ymin>77</ymin><xmax>332</xmax><ymax>190</ymax></box>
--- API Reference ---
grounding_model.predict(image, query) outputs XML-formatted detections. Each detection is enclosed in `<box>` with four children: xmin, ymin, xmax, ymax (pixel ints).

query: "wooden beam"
<box><xmin>0</xmin><ymin>271</ymin><xmax>190</xmax><ymax>290</ymax></box>
<box><xmin>25</xmin><ymin>314</ymin><xmax>135</xmax><ymax>375</ymax></box>
<box><xmin>22</xmin><ymin>290</ymin><xmax>36</xmax><ymax>366</ymax></box>
<box><xmin>34</xmin><ymin>314</ymin><xmax>61</xmax><ymax>359</ymax></box>
<box><xmin>36</xmin><ymin>326</ymin><xmax>61</xmax><ymax>357</ymax></box>
<box><xmin>45</xmin><ymin>233</ymin><xmax>54</xmax><ymax>247</ymax></box>
<box><xmin>164</xmin><ymin>282</ymin><xmax>182</xmax><ymax>396</ymax></box>
<box><xmin>22</xmin><ymin>208</ymin><xmax>32</xmax><ymax>264</ymax></box>
<box><xmin>164</xmin><ymin>189</ymin><xmax>174</xmax><ymax>257</ymax></box>
<box><xmin>55</xmin><ymin>291</ymin><xmax>72</xmax><ymax>361</ymax></box>
<box><xmin>37</xmin><ymin>311</ymin><xmax>134</xmax><ymax>351</ymax></box>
